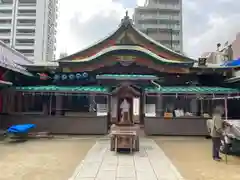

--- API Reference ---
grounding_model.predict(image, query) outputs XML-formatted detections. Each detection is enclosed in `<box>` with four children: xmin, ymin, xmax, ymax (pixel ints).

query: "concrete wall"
<box><xmin>0</xmin><ymin>114</ymin><xmax>108</xmax><ymax>135</ymax></box>
<box><xmin>144</xmin><ymin>117</ymin><xmax>209</xmax><ymax>136</ymax></box>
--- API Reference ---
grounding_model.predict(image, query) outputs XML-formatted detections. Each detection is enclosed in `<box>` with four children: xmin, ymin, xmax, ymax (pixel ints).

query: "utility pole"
<box><xmin>170</xmin><ymin>28</ymin><xmax>173</xmax><ymax>49</ymax></box>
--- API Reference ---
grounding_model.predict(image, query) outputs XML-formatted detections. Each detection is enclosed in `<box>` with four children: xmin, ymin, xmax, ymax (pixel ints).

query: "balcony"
<box><xmin>144</xmin><ymin>4</ymin><xmax>181</xmax><ymax>10</ymax></box>
<box><xmin>18</xmin><ymin>3</ymin><xmax>36</xmax><ymax>10</ymax></box>
<box><xmin>0</xmin><ymin>13</ymin><xmax>12</xmax><ymax>19</ymax></box>
<box><xmin>17</xmin><ymin>12</ymin><xmax>36</xmax><ymax>20</ymax></box>
<box><xmin>15</xmin><ymin>42</ymin><xmax>34</xmax><ymax>46</ymax></box>
<box><xmin>17</xmin><ymin>22</ymin><xmax>35</xmax><ymax>26</ymax></box>
<box><xmin>0</xmin><ymin>4</ymin><xmax>13</xmax><ymax>10</ymax></box>
<box><xmin>18</xmin><ymin>3</ymin><xmax>36</xmax><ymax>7</ymax></box>
<box><xmin>17</xmin><ymin>13</ymin><xmax>36</xmax><ymax>17</ymax></box>
<box><xmin>17</xmin><ymin>22</ymin><xmax>35</xmax><ymax>29</ymax></box>
<box><xmin>138</xmin><ymin>14</ymin><xmax>180</xmax><ymax>21</ymax></box>
<box><xmin>0</xmin><ymin>32</ymin><xmax>11</xmax><ymax>37</ymax></box>
<box><xmin>0</xmin><ymin>23</ymin><xmax>12</xmax><ymax>29</ymax></box>
<box><xmin>16</xmin><ymin>32</ymin><xmax>35</xmax><ymax>38</ymax></box>
<box><xmin>0</xmin><ymin>39</ymin><xmax>10</xmax><ymax>45</ymax></box>
<box><xmin>138</xmin><ymin>24</ymin><xmax>181</xmax><ymax>30</ymax></box>
<box><xmin>23</xmin><ymin>52</ymin><xmax>34</xmax><ymax>57</ymax></box>
<box><xmin>15</xmin><ymin>42</ymin><xmax>34</xmax><ymax>49</ymax></box>
<box><xmin>16</xmin><ymin>26</ymin><xmax>35</xmax><ymax>30</ymax></box>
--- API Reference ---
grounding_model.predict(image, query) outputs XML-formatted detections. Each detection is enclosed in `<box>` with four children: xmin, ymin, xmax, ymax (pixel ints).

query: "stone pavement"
<box><xmin>69</xmin><ymin>138</ymin><xmax>184</xmax><ymax>180</ymax></box>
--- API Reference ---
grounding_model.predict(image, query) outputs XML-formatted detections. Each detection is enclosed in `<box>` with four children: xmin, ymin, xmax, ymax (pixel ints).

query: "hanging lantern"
<box><xmin>69</xmin><ymin>74</ymin><xmax>75</xmax><ymax>80</ymax></box>
<box><xmin>54</xmin><ymin>74</ymin><xmax>60</xmax><ymax>80</ymax></box>
<box><xmin>76</xmin><ymin>73</ymin><xmax>82</xmax><ymax>79</ymax></box>
<box><xmin>82</xmin><ymin>72</ymin><xmax>88</xmax><ymax>78</ymax></box>
<box><xmin>61</xmin><ymin>74</ymin><xmax>67</xmax><ymax>80</ymax></box>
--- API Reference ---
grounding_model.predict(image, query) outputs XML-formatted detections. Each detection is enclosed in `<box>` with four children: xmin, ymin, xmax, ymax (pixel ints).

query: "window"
<box><xmin>145</xmin><ymin>95</ymin><xmax>225</xmax><ymax>118</ymax></box>
<box><xmin>63</xmin><ymin>95</ymin><xmax>89</xmax><ymax>113</ymax></box>
<box><xmin>61</xmin><ymin>94</ymin><xmax>108</xmax><ymax>115</ymax></box>
<box><xmin>10</xmin><ymin>92</ymin><xmax>109</xmax><ymax>116</ymax></box>
<box><xmin>13</xmin><ymin>93</ymin><xmax>48</xmax><ymax>114</ymax></box>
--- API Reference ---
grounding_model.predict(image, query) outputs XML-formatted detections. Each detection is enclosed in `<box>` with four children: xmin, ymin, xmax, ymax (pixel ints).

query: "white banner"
<box><xmin>133</xmin><ymin>98</ymin><xmax>139</xmax><ymax>115</ymax></box>
<box><xmin>0</xmin><ymin>43</ymin><xmax>31</xmax><ymax>75</ymax></box>
<box><xmin>111</xmin><ymin>97</ymin><xmax>117</xmax><ymax>118</ymax></box>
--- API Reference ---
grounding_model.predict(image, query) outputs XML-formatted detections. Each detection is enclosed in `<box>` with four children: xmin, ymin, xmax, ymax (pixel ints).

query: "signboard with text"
<box><xmin>0</xmin><ymin>43</ymin><xmax>31</xmax><ymax>75</ymax></box>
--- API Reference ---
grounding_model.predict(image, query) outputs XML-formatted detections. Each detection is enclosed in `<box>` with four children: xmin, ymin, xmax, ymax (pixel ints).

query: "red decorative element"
<box><xmin>39</xmin><ymin>73</ymin><xmax>49</xmax><ymax>80</ymax></box>
<box><xmin>0</xmin><ymin>68</ymin><xmax>5</xmax><ymax>81</ymax></box>
<box><xmin>75</xmin><ymin>39</ymin><xmax>116</xmax><ymax>59</ymax></box>
<box><xmin>108</xmin><ymin>40</ymin><xmax>116</xmax><ymax>45</ymax></box>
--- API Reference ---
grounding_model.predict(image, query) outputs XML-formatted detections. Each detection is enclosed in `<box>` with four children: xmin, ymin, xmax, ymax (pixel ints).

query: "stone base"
<box><xmin>110</xmin><ymin>124</ymin><xmax>140</xmax><ymax>152</ymax></box>
<box><xmin>110</xmin><ymin>135</ymin><xmax>139</xmax><ymax>152</ymax></box>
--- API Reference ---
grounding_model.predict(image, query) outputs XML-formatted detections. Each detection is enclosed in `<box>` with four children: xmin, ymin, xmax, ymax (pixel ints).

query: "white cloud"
<box><xmin>56</xmin><ymin>0</ymin><xmax>126</xmax><ymax>57</ymax></box>
<box><xmin>186</xmin><ymin>14</ymin><xmax>240</xmax><ymax>58</ymax></box>
<box><xmin>137</xmin><ymin>0</ymin><xmax>146</xmax><ymax>6</ymax></box>
<box><xmin>56</xmin><ymin>0</ymin><xmax>240</xmax><ymax>59</ymax></box>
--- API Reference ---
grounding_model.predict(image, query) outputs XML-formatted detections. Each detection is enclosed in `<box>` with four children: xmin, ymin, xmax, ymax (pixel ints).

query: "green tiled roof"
<box><xmin>96</xmin><ymin>74</ymin><xmax>158</xmax><ymax>80</ymax></box>
<box><xmin>15</xmin><ymin>86</ymin><xmax>109</xmax><ymax>93</ymax></box>
<box><xmin>145</xmin><ymin>86</ymin><xmax>240</xmax><ymax>94</ymax></box>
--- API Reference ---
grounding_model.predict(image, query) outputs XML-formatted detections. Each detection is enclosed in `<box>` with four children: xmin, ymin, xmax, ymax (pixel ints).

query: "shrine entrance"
<box><xmin>111</xmin><ymin>85</ymin><xmax>141</xmax><ymax>125</ymax></box>
<box><xmin>110</xmin><ymin>84</ymin><xmax>141</xmax><ymax>152</ymax></box>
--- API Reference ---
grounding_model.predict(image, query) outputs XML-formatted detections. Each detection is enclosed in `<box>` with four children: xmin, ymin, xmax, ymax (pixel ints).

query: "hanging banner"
<box><xmin>0</xmin><ymin>43</ymin><xmax>32</xmax><ymax>76</ymax></box>
<box><xmin>133</xmin><ymin>98</ymin><xmax>139</xmax><ymax>115</ymax></box>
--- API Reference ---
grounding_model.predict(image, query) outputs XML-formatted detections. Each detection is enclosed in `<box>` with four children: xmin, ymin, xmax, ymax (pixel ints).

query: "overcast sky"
<box><xmin>56</xmin><ymin>0</ymin><xmax>240</xmax><ymax>59</ymax></box>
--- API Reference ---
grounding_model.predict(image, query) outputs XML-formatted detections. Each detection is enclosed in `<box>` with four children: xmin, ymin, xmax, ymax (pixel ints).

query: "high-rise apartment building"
<box><xmin>133</xmin><ymin>0</ymin><xmax>183</xmax><ymax>53</ymax></box>
<box><xmin>0</xmin><ymin>0</ymin><xmax>58</xmax><ymax>63</ymax></box>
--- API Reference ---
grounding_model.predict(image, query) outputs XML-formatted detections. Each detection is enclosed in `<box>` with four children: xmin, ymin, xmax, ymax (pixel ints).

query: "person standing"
<box><xmin>210</xmin><ymin>108</ymin><xmax>224</xmax><ymax>161</ymax></box>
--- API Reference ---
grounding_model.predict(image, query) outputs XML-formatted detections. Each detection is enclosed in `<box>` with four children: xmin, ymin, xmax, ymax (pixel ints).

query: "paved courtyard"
<box><xmin>69</xmin><ymin>138</ymin><xmax>183</xmax><ymax>180</ymax></box>
<box><xmin>0</xmin><ymin>138</ymin><xmax>95</xmax><ymax>180</ymax></box>
<box><xmin>155</xmin><ymin>137</ymin><xmax>240</xmax><ymax>180</ymax></box>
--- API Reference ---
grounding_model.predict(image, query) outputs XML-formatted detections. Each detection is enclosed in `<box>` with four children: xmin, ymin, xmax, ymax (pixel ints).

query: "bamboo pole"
<box><xmin>224</xmin><ymin>97</ymin><xmax>228</xmax><ymax>120</ymax></box>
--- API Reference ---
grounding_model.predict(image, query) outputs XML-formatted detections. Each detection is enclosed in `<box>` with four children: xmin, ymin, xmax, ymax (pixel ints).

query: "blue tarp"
<box><xmin>7</xmin><ymin>124</ymin><xmax>36</xmax><ymax>133</ymax></box>
<box><xmin>222</xmin><ymin>58</ymin><xmax>240</xmax><ymax>67</ymax></box>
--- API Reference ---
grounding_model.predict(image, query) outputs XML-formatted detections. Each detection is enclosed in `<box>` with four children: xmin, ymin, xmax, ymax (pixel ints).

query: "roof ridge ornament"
<box><xmin>121</xmin><ymin>10</ymin><xmax>132</xmax><ymax>27</ymax></box>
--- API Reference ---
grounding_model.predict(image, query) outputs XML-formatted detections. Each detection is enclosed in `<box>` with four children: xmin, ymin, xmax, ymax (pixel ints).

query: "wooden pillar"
<box><xmin>5</xmin><ymin>92</ymin><xmax>9</xmax><ymax>113</ymax></box>
<box><xmin>17</xmin><ymin>93</ymin><xmax>22</xmax><ymax>112</ymax></box>
<box><xmin>200</xmin><ymin>99</ymin><xmax>203</xmax><ymax>116</ymax></box>
<box><xmin>107</xmin><ymin>95</ymin><xmax>111</xmax><ymax>127</ymax></box>
<box><xmin>55</xmin><ymin>94</ymin><xmax>62</xmax><ymax>115</ymax></box>
<box><xmin>43</xmin><ymin>95</ymin><xmax>48</xmax><ymax>115</ymax></box>
<box><xmin>156</xmin><ymin>94</ymin><xmax>162</xmax><ymax>117</ymax></box>
<box><xmin>111</xmin><ymin>96</ymin><xmax>117</xmax><ymax>123</ymax></box>
<box><xmin>224</xmin><ymin>97</ymin><xmax>228</xmax><ymax>120</ymax></box>
<box><xmin>2</xmin><ymin>90</ymin><xmax>7</xmax><ymax>113</ymax></box>
<box><xmin>140</xmin><ymin>93</ymin><xmax>145</xmax><ymax>125</ymax></box>
<box><xmin>49</xmin><ymin>94</ymin><xmax>52</xmax><ymax>115</ymax></box>
<box><xmin>24</xmin><ymin>94</ymin><xmax>29</xmax><ymax>112</ymax></box>
<box><xmin>8</xmin><ymin>91</ymin><xmax>14</xmax><ymax>113</ymax></box>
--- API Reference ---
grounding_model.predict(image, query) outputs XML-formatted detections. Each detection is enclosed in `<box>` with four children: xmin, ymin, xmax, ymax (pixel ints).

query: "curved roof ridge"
<box><xmin>59</xmin><ymin>13</ymin><xmax>196</xmax><ymax>62</ymax></box>
<box><xmin>130</xmin><ymin>24</ymin><xmax>196</xmax><ymax>62</ymax></box>
<box><xmin>59</xmin><ymin>24</ymin><xmax>122</xmax><ymax>60</ymax></box>
<box><xmin>59</xmin><ymin>14</ymin><xmax>134</xmax><ymax>61</ymax></box>
<box><xmin>60</xmin><ymin>45</ymin><xmax>193</xmax><ymax>65</ymax></box>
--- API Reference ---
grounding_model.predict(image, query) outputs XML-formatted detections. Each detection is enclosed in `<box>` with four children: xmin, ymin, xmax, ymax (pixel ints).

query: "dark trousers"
<box><xmin>212</xmin><ymin>137</ymin><xmax>221</xmax><ymax>158</ymax></box>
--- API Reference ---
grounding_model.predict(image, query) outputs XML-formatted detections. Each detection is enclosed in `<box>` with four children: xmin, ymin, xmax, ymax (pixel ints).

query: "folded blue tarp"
<box><xmin>221</xmin><ymin>58</ymin><xmax>240</xmax><ymax>67</ymax></box>
<box><xmin>7</xmin><ymin>124</ymin><xmax>36</xmax><ymax>133</ymax></box>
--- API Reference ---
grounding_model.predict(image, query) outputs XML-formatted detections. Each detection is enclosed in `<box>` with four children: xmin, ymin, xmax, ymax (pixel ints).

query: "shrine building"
<box><xmin>1</xmin><ymin>14</ymin><xmax>240</xmax><ymax>135</ymax></box>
